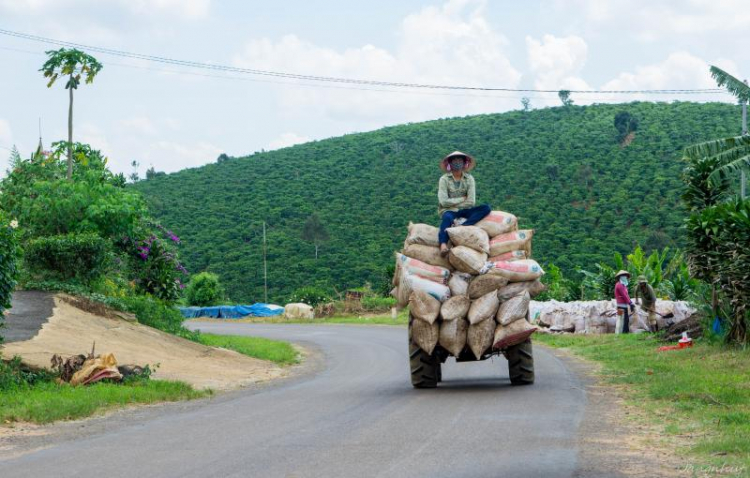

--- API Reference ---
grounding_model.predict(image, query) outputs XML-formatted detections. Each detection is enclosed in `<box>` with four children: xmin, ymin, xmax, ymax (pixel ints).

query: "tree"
<box><xmin>614</xmin><ymin>112</ymin><xmax>639</xmax><ymax>144</ymax></box>
<box><xmin>8</xmin><ymin>145</ymin><xmax>21</xmax><ymax>168</ymax></box>
<box><xmin>521</xmin><ymin>97</ymin><xmax>531</xmax><ymax>112</ymax></box>
<box><xmin>217</xmin><ymin>153</ymin><xmax>230</xmax><ymax>163</ymax></box>
<box><xmin>302</xmin><ymin>214</ymin><xmax>329</xmax><ymax>259</ymax></box>
<box><xmin>130</xmin><ymin>160</ymin><xmax>140</xmax><ymax>182</ymax></box>
<box><xmin>186</xmin><ymin>272</ymin><xmax>225</xmax><ymax>306</ymax></box>
<box><xmin>145</xmin><ymin>166</ymin><xmax>166</xmax><ymax>180</ymax></box>
<box><xmin>40</xmin><ymin>48</ymin><xmax>103</xmax><ymax>180</ymax></box>
<box><xmin>575</xmin><ymin>163</ymin><xmax>593</xmax><ymax>190</ymax></box>
<box><xmin>558</xmin><ymin>90</ymin><xmax>573</xmax><ymax>106</ymax></box>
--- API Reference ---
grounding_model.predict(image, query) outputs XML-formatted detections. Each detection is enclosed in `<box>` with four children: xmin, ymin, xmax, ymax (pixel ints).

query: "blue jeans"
<box><xmin>439</xmin><ymin>204</ymin><xmax>491</xmax><ymax>245</ymax></box>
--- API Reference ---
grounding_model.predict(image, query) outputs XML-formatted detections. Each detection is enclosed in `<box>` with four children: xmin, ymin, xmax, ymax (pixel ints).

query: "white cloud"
<box><xmin>555</xmin><ymin>0</ymin><xmax>750</xmax><ymax>39</ymax></box>
<box><xmin>126</xmin><ymin>0</ymin><xmax>210</xmax><ymax>19</ymax></box>
<box><xmin>267</xmin><ymin>133</ymin><xmax>310</xmax><ymax>151</ymax></box>
<box><xmin>120</xmin><ymin>116</ymin><xmax>158</xmax><ymax>136</ymax></box>
<box><xmin>600</xmin><ymin>52</ymin><xmax>740</xmax><ymax>102</ymax></box>
<box><xmin>150</xmin><ymin>140</ymin><xmax>222</xmax><ymax>172</ymax></box>
<box><xmin>0</xmin><ymin>0</ymin><xmax>73</xmax><ymax>13</ymax></box>
<box><xmin>526</xmin><ymin>34</ymin><xmax>591</xmax><ymax>92</ymax></box>
<box><xmin>232</xmin><ymin>0</ymin><xmax>521</xmax><ymax>126</ymax></box>
<box><xmin>77</xmin><ymin>122</ymin><xmax>112</xmax><ymax>155</ymax></box>
<box><xmin>0</xmin><ymin>0</ymin><xmax>211</xmax><ymax>18</ymax></box>
<box><xmin>0</xmin><ymin>119</ymin><xmax>13</xmax><ymax>147</ymax></box>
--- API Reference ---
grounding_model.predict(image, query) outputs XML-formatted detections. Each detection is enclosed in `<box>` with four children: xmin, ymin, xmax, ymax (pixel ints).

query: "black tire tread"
<box><xmin>506</xmin><ymin>339</ymin><xmax>534</xmax><ymax>385</ymax></box>
<box><xmin>409</xmin><ymin>322</ymin><xmax>440</xmax><ymax>388</ymax></box>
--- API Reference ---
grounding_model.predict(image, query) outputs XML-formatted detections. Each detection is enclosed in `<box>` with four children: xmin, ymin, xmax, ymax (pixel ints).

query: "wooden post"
<box><xmin>742</xmin><ymin>79</ymin><xmax>748</xmax><ymax>199</ymax></box>
<box><xmin>263</xmin><ymin>221</ymin><xmax>268</xmax><ymax>303</ymax></box>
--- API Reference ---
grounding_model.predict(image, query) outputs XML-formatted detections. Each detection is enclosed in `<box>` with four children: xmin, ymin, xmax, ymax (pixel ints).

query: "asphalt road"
<box><xmin>0</xmin><ymin>323</ymin><xmax>588</xmax><ymax>478</ymax></box>
<box><xmin>1</xmin><ymin>291</ymin><xmax>54</xmax><ymax>343</ymax></box>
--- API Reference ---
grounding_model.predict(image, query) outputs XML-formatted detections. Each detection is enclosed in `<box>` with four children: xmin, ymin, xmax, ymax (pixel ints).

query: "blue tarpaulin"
<box><xmin>179</xmin><ymin>303</ymin><xmax>284</xmax><ymax>319</ymax></box>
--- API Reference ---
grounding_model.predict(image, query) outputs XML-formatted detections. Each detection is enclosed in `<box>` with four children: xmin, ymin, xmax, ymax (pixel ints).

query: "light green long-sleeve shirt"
<box><xmin>438</xmin><ymin>173</ymin><xmax>475</xmax><ymax>215</ymax></box>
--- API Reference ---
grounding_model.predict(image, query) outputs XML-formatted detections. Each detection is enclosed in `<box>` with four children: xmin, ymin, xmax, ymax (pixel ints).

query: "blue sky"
<box><xmin>0</xmin><ymin>0</ymin><xmax>746</xmax><ymax>176</ymax></box>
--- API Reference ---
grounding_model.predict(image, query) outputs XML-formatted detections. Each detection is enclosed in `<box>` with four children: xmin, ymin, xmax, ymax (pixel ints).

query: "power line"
<box><xmin>0</xmin><ymin>27</ymin><xmax>727</xmax><ymax>95</ymax></box>
<box><xmin>4</xmin><ymin>43</ymin><xmax>730</xmax><ymax>102</ymax></box>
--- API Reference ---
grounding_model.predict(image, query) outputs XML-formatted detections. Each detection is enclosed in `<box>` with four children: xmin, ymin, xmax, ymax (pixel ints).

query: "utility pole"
<box><xmin>263</xmin><ymin>221</ymin><xmax>268</xmax><ymax>303</ymax></box>
<box><xmin>742</xmin><ymin>79</ymin><xmax>748</xmax><ymax>199</ymax></box>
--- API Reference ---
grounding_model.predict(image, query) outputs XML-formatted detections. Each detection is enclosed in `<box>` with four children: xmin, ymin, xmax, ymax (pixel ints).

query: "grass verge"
<box><xmin>535</xmin><ymin>333</ymin><xmax>750</xmax><ymax>475</ymax></box>
<box><xmin>189</xmin><ymin>309</ymin><xmax>410</xmax><ymax>327</ymax></box>
<box><xmin>197</xmin><ymin>334</ymin><xmax>300</xmax><ymax>365</ymax></box>
<box><xmin>0</xmin><ymin>379</ymin><xmax>208</xmax><ymax>424</ymax></box>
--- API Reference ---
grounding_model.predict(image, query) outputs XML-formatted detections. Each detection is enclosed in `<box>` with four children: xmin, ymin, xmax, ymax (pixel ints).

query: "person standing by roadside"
<box><xmin>614</xmin><ymin>270</ymin><xmax>635</xmax><ymax>334</ymax></box>
<box><xmin>437</xmin><ymin>151</ymin><xmax>491</xmax><ymax>257</ymax></box>
<box><xmin>635</xmin><ymin>275</ymin><xmax>658</xmax><ymax>332</ymax></box>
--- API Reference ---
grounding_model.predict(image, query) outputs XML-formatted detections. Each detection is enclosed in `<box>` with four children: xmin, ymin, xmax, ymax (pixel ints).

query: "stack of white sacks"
<box><xmin>392</xmin><ymin>211</ymin><xmax>546</xmax><ymax>358</ymax></box>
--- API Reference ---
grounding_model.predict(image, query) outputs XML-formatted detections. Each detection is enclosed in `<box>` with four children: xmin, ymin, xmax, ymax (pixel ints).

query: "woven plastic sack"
<box><xmin>489</xmin><ymin>250</ymin><xmax>526</xmax><ymax>262</ymax></box>
<box><xmin>475</xmin><ymin>210</ymin><xmax>518</xmax><ymax>237</ymax></box>
<box><xmin>404</xmin><ymin>222</ymin><xmax>440</xmax><ymax>248</ymax></box>
<box><xmin>448</xmin><ymin>246</ymin><xmax>488</xmax><ymax>275</ymax></box>
<box><xmin>490</xmin><ymin>260</ymin><xmax>544</xmax><ymax>282</ymax></box>
<box><xmin>493</xmin><ymin>319</ymin><xmax>536</xmax><ymax>350</ymax></box>
<box><xmin>403</xmin><ymin>244</ymin><xmax>452</xmax><ymax>269</ymax></box>
<box><xmin>497</xmin><ymin>280</ymin><xmax>546</xmax><ymax>301</ymax></box>
<box><xmin>496</xmin><ymin>291</ymin><xmax>530</xmax><ymax>326</ymax></box>
<box><xmin>467</xmin><ymin>290</ymin><xmax>500</xmax><ymax>325</ymax></box>
<box><xmin>284</xmin><ymin>303</ymin><xmax>315</xmax><ymax>320</ymax></box>
<box><xmin>467</xmin><ymin>319</ymin><xmax>495</xmax><ymax>359</ymax></box>
<box><xmin>70</xmin><ymin>353</ymin><xmax>122</xmax><ymax>386</ymax></box>
<box><xmin>468</xmin><ymin>274</ymin><xmax>509</xmax><ymax>300</ymax></box>
<box><xmin>395</xmin><ymin>253</ymin><xmax>450</xmax><ymax>285</ymax></box>
<box><xmin>395</xmin><ymin>271</ymin><xmax>451</xmax><ymax>307</ymax></box>
<box><xmin>448</xmin><ymin>272</ymin><xmax>471</xmax><ymax>296</ymax></box>
<box><xmin>446</xmin><ymin>226</ymin><xmax>489</xmax><ymax>254</ymax></box>
<box><xmin>440</xmin><ymin>295</ymin><xmax>471</xmax><ymax>321</ymax></box>
<box><xmin>439</xmin><ymin>318</ymin><xmax>468</xmax><ymax>356</ymax></box>
<box><xmin>412</xmin><ymin>316</ymin><xmax>439</xmax><ymax>354</ymax></box>
<box><xmin>488</xmin><ymin>230</ymin><xmax>534</xmax><ymax>257</ymax></box>
<box><xmin>410</xmin><ymin>289</ymin><xmax>441</xmax><ymax>324</ymax></box>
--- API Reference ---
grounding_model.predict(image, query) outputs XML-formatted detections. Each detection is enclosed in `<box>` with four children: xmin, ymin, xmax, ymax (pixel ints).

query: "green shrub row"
<box><xmin>24</xmin><ymin>233</ymin><xmax>109</xmax><ymax>282</ymax></box>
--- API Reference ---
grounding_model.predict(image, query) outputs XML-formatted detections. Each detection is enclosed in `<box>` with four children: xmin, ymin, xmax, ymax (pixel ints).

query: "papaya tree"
<box><xmin>40</xmin><ymin>48</ymin><xmax>103</xmax><ymax>180</ymax></box>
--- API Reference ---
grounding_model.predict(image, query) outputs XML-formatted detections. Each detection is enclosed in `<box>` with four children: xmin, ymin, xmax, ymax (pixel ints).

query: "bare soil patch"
<box><xmin>2</xmin><ymin>296</ymin><xmax>286</xmax><ymax>391</ymax></box>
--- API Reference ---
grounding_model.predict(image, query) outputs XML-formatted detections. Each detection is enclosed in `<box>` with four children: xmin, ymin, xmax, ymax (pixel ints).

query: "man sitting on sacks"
<box><xmin>438</xmin><ymin>151</ymin><xmax>491</xmax><ymax>257</ymax></box>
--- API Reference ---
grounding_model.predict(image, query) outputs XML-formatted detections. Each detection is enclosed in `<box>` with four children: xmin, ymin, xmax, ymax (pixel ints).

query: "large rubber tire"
<box><xmin>506</xmin><ymin>339</ymin><xmax>534</xmax><ymax>385</ymax></box>
<box><xmin>409</xmin><ymin>324</ymin><xmax>440</xmax><ymax>388</ymax></box>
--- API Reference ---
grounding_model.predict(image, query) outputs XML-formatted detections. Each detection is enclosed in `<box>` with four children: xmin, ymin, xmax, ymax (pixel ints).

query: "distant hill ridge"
<box><xmin>133</xmin><ymin>101</ymin><xmax>742</xmax><ymax>302</ymax></box>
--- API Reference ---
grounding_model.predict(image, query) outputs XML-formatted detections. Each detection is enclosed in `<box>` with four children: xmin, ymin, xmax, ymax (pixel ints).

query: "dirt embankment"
<box><xmin>2</xmin><ymin>295</ymin><xmax>286</xmax><ymax>390</ymax></box>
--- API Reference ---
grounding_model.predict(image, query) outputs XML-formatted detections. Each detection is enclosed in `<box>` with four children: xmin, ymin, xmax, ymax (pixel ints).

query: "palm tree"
<box><xmin>40</xmin><ymin>48</ymin><xmax>103</xmax><ymax>180</ymax></box>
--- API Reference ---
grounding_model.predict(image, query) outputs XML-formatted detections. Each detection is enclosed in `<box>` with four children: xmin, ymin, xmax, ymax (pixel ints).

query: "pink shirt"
<box><xmin>614</xmin><ymin>282</ymin><xmax>632</xmax><ymax>306</ymax></box>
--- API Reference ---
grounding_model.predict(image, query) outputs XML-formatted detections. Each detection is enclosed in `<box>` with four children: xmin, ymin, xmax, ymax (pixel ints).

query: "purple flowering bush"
<box><xmin>122</xmin><ymin>221</ymin><xmax>188</xmax><ymax>303</ymax></box>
